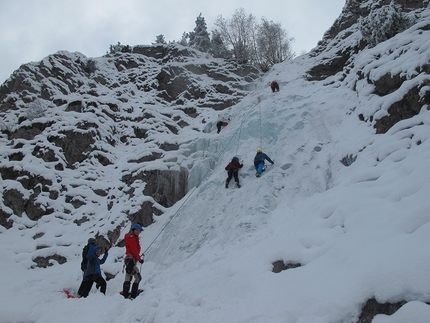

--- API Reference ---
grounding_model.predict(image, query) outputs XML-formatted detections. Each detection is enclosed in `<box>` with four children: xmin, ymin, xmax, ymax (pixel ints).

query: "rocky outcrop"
<box><xmin>358</xmin><ymin>298</ymin><xmax>407</xmax><ymax>323</ymax></box>
<box><xmin>0</xmin><ymin>44</ymin><xmax>261</xmax><ymax>238</ymax></box>
<box><xmin>306</xmin><ymin>0</ymin><xmax>430</xmax><ymax>134</ymax></box>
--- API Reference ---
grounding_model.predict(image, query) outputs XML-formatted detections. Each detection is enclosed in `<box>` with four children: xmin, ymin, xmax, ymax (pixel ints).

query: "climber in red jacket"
<box><xmin>270</xmin><ymin>81</ymin><xmax>280</xmax><ymax>92</ymax></box>
<box><xmin>122</xmin><ymin>223</ymin><xmax>144</xmax><ymax>299</ymax></box>
<box><xmin>225</xmin><ymin>156</ymin><xmax>244</xmax><ymax>188</ymax></box>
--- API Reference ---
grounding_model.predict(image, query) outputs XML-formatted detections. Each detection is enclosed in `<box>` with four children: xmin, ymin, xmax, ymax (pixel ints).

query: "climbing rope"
<box><xmin>142</xmin><ymin>98</ymin><xmax>264</xmax><ymax>256</ymax></box>
<box><xmin>112</xmin><ymin>96</ymin><xmax>264</xmax><ymax>257</ymax></box>
<box><xmin>109</xmin><ymin>193</ymin><xmax>157</xmax><ymax>248</ymax></box>
<box><xmin>258</xmin><ymin>96</ymin><xmax>263</xmax><ymax>150</ymax></box>
<box><xmin>236</xmin><ymin>97</ymin><xmax>263</xmax><ymax>155</ymax></box>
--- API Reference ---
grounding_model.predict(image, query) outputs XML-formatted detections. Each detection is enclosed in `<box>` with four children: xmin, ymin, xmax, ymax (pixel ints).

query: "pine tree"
<box><xmin>189</xmin><ymin>13</ymin><xmax>211</xmax><ymax>52</ymax></box>
<box><xmin>209</xmin><ymin>30</ymin><xmax>231</xmax><ymax>59</ymax></box>
<box><xmin>178</xmin><ymin>32</ymin><xmax>189</xmax><ymax>46</ymax></box>
<box><xmin>154</xmin><ymin>34</ymin><xmax>166</xmax><ymax>44</ymax></box>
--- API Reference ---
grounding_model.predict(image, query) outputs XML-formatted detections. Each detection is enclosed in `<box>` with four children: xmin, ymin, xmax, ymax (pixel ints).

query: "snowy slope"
<box><xmin>1</xmin><ymin>4</ymin><xmax>430</xmax><ymax>323</ymax></box>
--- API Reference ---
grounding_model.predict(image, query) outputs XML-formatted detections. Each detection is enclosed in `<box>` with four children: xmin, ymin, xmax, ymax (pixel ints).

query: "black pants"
<box><xmin>78</xmin><ymin>274</ymin><xmax>106</xmax><ymax>297</ymax></box>
<box><xmin>226</xmin><ymin>170</ymin><xmax>239</xmax><ymax>184</ymax></box>
<box><xmin>271</xmin><ymin>84</ymin><xmax>279</xmax><ymax>92</ymax></box>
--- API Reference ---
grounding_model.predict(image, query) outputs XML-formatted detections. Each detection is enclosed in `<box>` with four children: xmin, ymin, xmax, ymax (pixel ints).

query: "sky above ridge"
<box><xmin>0</xmin><ymin>0</ymin><xmax>345</xmax><ymax>84</ymax></box>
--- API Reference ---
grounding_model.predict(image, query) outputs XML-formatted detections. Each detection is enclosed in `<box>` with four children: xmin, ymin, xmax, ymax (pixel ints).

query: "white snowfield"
<box><xmin>1</xmin><ymin>8</ymin><xmax>430</xmax><ymax>323</ymax></box>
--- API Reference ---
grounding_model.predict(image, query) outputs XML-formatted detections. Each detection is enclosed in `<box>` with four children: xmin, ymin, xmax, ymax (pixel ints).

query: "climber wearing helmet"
<box><xmin>225</xmin><ymin>156</ymin><xmax>244</xmax><ymax>188</ymax></box>
<box><xmin>254</xmin><ymin>149</ymin><xmax>274</xmax><ymax>177</ymax></box>
<box><xmin>78</xmin><ymin>244</ymin><xmax>109</xmax><ymax>297</ymax></box>
<box><xmin>122</xmin><ymin>223</ymin><xmax>144</xmax><ymax>299</ymax></box>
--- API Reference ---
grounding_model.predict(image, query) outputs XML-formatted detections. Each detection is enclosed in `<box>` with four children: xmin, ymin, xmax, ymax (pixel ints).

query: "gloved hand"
<box><xmin>139</xmin><ymin>260</ymin><xmax>144</xmax><ymax>264</ymax></box>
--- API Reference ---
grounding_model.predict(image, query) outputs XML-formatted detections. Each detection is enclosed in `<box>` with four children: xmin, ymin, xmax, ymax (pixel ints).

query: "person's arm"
<box><xmin>100</xmin><ymin>251</ymin><xmax>108</xmax><ymax>264</ymax></box>
<box><xmin>265</xmin><ymin>154</ymin><xmax>274</xmax><ymax>164</ymax></box>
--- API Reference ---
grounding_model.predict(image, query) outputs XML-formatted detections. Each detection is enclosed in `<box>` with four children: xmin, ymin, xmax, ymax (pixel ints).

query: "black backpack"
<box><xmin>81</xmin><ymin>239</ymin><xmax>96</xmax><ymax>271</ymax></box>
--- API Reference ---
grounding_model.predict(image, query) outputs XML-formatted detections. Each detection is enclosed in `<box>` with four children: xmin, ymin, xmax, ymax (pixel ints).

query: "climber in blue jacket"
<box><xmin>254</xmin><ymin>149</ymin><xmax>274</xmax><ymax>177</ymax></box>
<box><xmin>78</xmin><ymin>245</ymin><xmax>109</xmax><ymax>297</ymax></box>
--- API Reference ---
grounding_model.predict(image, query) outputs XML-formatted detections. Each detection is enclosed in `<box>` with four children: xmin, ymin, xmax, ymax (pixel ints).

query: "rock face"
<box><xmin>0</xmin><ymin>44</ymin><xmax>261</xmax><ymax>232</ymax></box>
<box><xmin>307</xmin><ymin>0</ymin><xmax>430</xmax><ymax>134</ymax></box>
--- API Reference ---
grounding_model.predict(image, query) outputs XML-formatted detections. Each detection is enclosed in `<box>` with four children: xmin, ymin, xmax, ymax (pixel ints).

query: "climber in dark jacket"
<box><xmin>225</xmin><ymin>156</ymin><xmax>244</xmax><ymax>188</ymax></box>
<box><xmin>216</xmin><ymin>113</ymin><xmax>229</xmax><ymax>134</ymax></box>
<box><xmin>254</xmin><ymin>149</ymin><xmax>274</xmax><ymax>177</ymax></box>
<box><xmin>77</xmin><ymin>238</ymin><xmax>97</xmax><ymax>296</ymax></box>
<box><xmin>78</xmin><ymin>245</ymin><xmax>109</xmax><ymax>297</ymax></box>
<box><xmin>270</xmin><ymin>81</ymin><xmax>279</xmax><ymax>92</ymax></box>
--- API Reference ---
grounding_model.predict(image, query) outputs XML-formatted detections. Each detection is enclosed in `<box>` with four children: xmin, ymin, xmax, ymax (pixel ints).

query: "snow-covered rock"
<box><xmin>0</xmin><ymin>1</ymin><xmax>430</xmax><ymax>322</ymax></box>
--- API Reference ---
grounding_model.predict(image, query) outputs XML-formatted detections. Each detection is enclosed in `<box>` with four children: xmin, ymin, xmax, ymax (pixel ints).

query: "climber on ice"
<box><xmin>225</xmin><ymin>156</ymin><xmax>244</xmax><ymax>188</ymax></box>
<box><xmin>254</xmin><ymin>149</ymin><xmax>274</xmax><ymax>177</ymax></box>
<box><xmin>270</xmin><ymin>81</ymin><xmax>279</xmax><ymax>92</ymax></box>
<box><xmin>216</xmin><ymin>113</ymin><xmax>229</xmax><ymax>134</ymax></box>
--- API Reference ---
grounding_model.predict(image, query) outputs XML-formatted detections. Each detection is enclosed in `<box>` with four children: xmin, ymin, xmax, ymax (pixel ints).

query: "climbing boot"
<box><xmin>236</xmin><ymin>182</ymin><xmax>241</xmax><ymax>188</ymax></box>
<box><xmin>122</xmin><ymin>282</ymin><xmax>131</xmax><ymax>298</ymax></box>
<box><xmin>131</xmin><ymin>283</ymin><xmax>140</xmax><ymax>299</ymax></box>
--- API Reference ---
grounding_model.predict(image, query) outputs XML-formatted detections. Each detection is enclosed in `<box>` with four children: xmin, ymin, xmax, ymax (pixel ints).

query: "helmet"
<box><xmin>233</xmin><ymin>156</ymin><xmax>239</xmax><ymax>161</ymax></box>
<box><xmin>131</xmin><ymin>223</ymin><xmax>143</xmax><ymax>231</ymax></box>
<box><xmin>257</xmin><ymin>149</ymin><xmax>262</xmax><ymax>153</ymax></box>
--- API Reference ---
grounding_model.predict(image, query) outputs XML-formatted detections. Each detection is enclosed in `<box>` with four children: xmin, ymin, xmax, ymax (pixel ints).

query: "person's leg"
<box><xmin>77</xmin><ymin>275</ymin><xmax>86</xmax><ymax>296</ymax></box>
<box><xmin>226</xmin><ymin>171</ymin><xmax>233</xmax><ymax>187</ymax></box>
<box><xmin>233</xmin><ymin>171</ymin><xmax>240</xmax><ymax>186</ymax></box>
<box><xmin>257</xmin><ymin>163</ymin><xmax>264</xmax><ymax>175</ymax></box>
<box><xmin>95</xmin><ymin>276</ymin><xmax>107</xmax><ymax>294</ymax></box>
<box><xmin>123</xmin><ymin>271</ymin><xmax>132</xmax><ymax>298</ymax></box>
<box><xmin>79</xmin><ymin>276</ymin><xmax>93</xmax><ymax>297</ymax></box>
<box><xmin>130</xmin><ymin>266</ymin><xmax>142</xmax><ymax>298</ymax></box>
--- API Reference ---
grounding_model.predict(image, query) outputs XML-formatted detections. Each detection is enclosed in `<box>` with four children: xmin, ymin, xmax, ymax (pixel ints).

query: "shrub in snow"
<box><xmin>26</xmin><ymin>100</ymin><xmax>47</xmax><ymax>121</ymax></box>
<box><xmin>81</xmin><ymin>59</ymin><xmax>97</xmax><ymax>74</ymax></box>
<box><xmin>360</xmin><ymin>2</ymin><xmax>414</xmax><ymax>47</ymax></box>
<box><xmin>108</xmin><ymin>42</ymin><xmax>131</xmax><ymax>54</ymax></box>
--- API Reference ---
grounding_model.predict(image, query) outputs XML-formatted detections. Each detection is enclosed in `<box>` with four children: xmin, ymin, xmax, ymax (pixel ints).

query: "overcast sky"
<box><xmin>0</xmin><ymin>0</ymin><xmax>345</xmax><ymax>84</ymax></box>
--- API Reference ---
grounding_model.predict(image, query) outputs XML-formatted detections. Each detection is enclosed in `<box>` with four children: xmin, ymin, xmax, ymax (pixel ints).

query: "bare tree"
<box><xmin>256</xmin><ymin>18</ymin><xmax>295</xmax><ymax>71</ymax></box>
<box><xmin>214</xmin><ymin>9</ymin><xmax>294</xmax><ymax>70</ymax></box>
<box><xmin>215</xmin><ymin>8</ymin><xmax>257</xmax><ymax>64</ymax></box>
<box><xmin>209</xmin><ymin>30</ymin><xmax>231</xmax><ymax>59</ymax></box>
